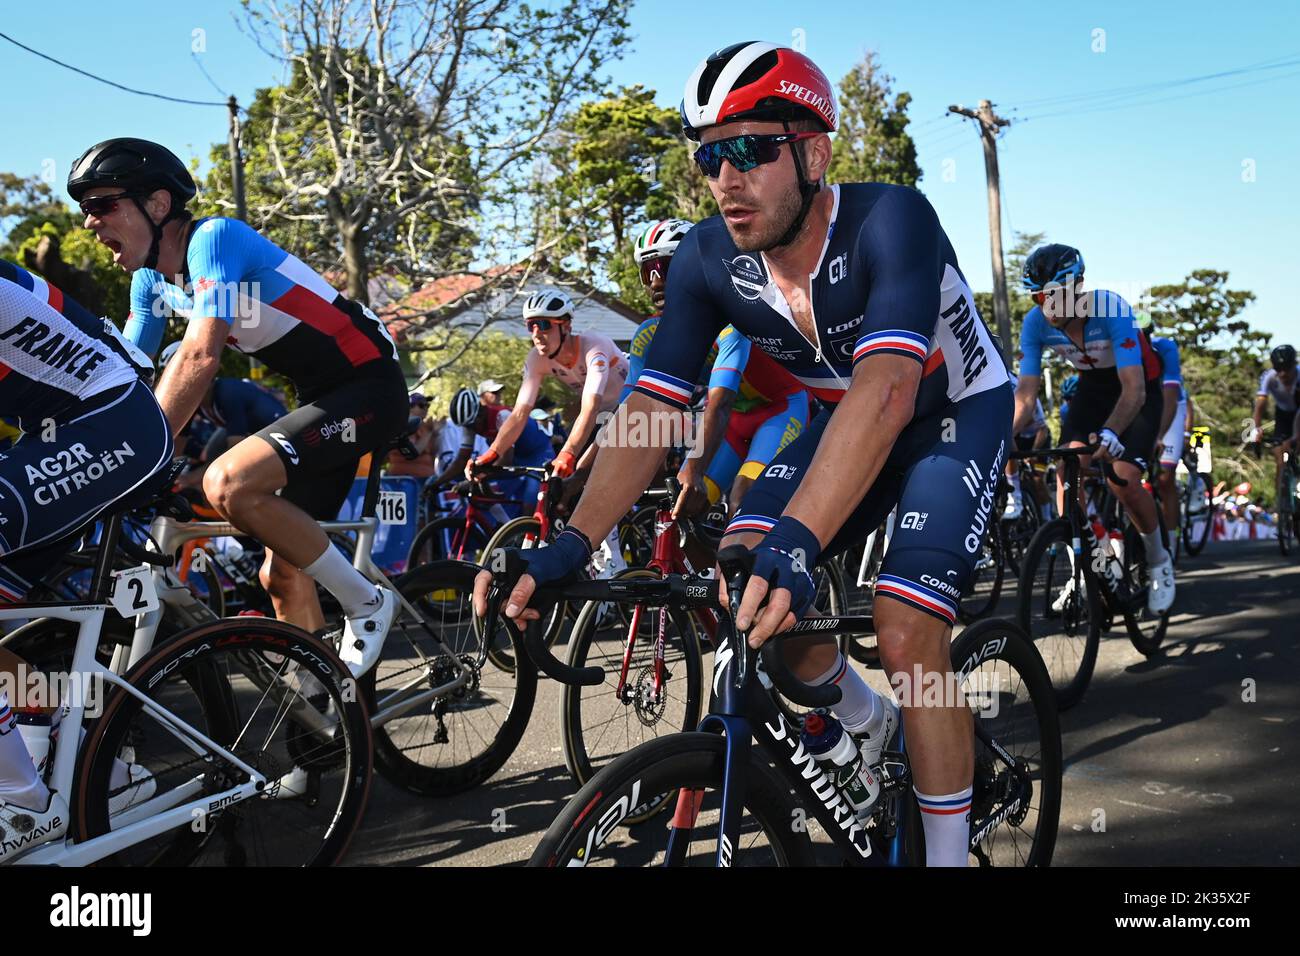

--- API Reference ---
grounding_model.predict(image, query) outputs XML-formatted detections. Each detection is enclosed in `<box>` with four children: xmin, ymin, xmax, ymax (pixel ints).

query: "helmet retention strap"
<box><xmin>765</xmin><ymin>119</ymin><xmax>821</xmax><ymax>251</ymax></box>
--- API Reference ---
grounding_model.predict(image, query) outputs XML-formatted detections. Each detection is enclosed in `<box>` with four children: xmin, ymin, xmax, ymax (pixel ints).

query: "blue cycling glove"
<box><xmin>508</xmin><ymin>527</ymin><xmax>592</xmax><ymax>587</ymax></box>
<box><xmin>749</xmin><ymin>516</ymin><xmax>822</xmax><ymax>620</ymax></box>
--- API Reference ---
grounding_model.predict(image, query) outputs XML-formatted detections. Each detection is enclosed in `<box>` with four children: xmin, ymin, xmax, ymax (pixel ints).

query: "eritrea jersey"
<box><xmin>1019</xmin><ymin>291</ymin><xmax>1162</xmax><ymax>384</ymax></box>
<box><xmin>633</xmin><ymin>184</ymin><xmax>1007</xmax><ymax>417</ymax></box>
<box><xmin>126</xmin><ymin>217</ymin><xmax>400</xmax><ymax>399</ymax></box>
<box><xmin>1150</xmin><ymin>337</ymin><xmax>1187</xmax><ymax>401</ymax></box>
<box><xmin>0</xmin><ymin>259</ymin><xmax>149</xmax><ymax>428</ymax></box>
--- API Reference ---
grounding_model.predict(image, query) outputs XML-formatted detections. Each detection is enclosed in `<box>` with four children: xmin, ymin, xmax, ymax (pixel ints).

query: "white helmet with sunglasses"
<box><xmin>633</xmin><ymin>219</ymin><xmax>694</xmax><ymax>264</ymax></box>
<box><xmin>522</xmin><ymin>289</ymin><xmax>576</xmax><ymax>322</ymax></box>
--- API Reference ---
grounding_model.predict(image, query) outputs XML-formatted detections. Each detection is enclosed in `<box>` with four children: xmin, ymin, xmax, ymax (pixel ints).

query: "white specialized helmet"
<box><xmin>449</xmin><ymin>387</ymin><xmax>481</xmax><ymax>426</ymax></box>
<box><xmin>522</xmin><ymin>288</ymin><xmax>576</xmax><ymax>321</ymax></box>
<box><xmin>158</xmin><ymin>341</ymin><xmax>182</xmax><ymax>371</ymax></box>
<box><xmin>633</xmin><ymin>219</ymin><xmax>694</xmax><ymax>264</ymax></box>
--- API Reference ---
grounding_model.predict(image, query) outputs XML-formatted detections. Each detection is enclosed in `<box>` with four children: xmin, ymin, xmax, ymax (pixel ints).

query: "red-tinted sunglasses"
<box><xmin>78</xmin><ymin>191</ymin><xmax>143</xmax><ymax>219</ymax></box>
<box><xmin>639</xmin><ymin>256</ymin><xmax>671</xmax><ymax>286</ymax></box>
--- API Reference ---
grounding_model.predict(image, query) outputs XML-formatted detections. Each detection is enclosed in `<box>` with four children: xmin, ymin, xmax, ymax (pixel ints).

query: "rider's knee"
<box><xmin>873</xmin><ymin>610</ymin><xmax>946</xmax><ymax>677</ymax></box>
<box><xmin>202</xmin><ymin>458</ymin><xmax>242</xmax><ymax>514</ymax></box>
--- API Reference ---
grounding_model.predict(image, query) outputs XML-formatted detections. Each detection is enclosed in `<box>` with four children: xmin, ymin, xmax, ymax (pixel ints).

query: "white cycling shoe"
<box><xmin>856</xmin><ymin>695</ymin><xmax>901</xmax><ymax>770</ymax></box>
<box><xmin>1147</xmin><ymin>555</ymin><xmax>1176</xmax><ymax>615</ymax></box>
<box><xmin>341</xmin><ymin>587</ymin><xmax>397</xmax><ymax>677</ymax></box>
<box><xmin>1050</xmin><ymin>575</ymin><xmax>1078</xmax><ymax>613</ymax></box>
<box><xmin>1002</xmin><ymin>489</ymin><xmax>1024</xmax><ymax>521</ymax></box>
<box><xmin>0</xmin><ymin>789</ymin><xmax>68</xmax><ymax>862</ymax></box>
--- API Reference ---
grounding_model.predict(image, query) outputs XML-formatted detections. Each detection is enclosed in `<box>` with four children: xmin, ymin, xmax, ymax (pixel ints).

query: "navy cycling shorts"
<box><xmin>726</xmin><ymin>382</ymin><xmax>1013</xmax><ymax>626</ymax></box>
<box><xmin>0</xmin><ymin>379</ymin><xmax>173</xmax><ymax>600</ymax></box>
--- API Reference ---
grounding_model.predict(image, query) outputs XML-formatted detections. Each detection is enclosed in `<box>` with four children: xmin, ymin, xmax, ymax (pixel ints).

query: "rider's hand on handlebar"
<box><xmin>1092</xmin><ymin>428</ymin><xmax>1125</xmax><ymax>462</ymax></box>
<box><xmin>465</xmin><ymin>448</ymin><xmax>499</xmax><ymax>480</ymax></box>
<box><xmin>731</xmin><ymin>517</ymin><xmax>821</xmax><ymax>649</ymax></box>
<box><xmin>472</xmin><ymin>527</ymin><xmax>592</xmax><ymax>630</ymax></box>
<box><xmin>672</xmin><ymin>460</ymin><xmax>711</xmax><ymax>519</ymax></box>
<box><xmin>549</xmin><ymin>449</ymin><xmax>577</xmax><ymax>479</ymax></box>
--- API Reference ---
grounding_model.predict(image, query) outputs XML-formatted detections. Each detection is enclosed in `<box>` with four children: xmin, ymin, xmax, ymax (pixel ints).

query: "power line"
<box><xmin>191</xmin><ymin>52</ymin><xmax>230</xmax><ymax>99</ymax></box>
<box><xmin>0</xmin><ymin>30</ymin><xmax>229</xmax><ymax>108</ymax></box>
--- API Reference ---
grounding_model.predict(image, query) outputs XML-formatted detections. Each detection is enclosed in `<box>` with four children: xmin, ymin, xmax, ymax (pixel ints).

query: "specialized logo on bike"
<box><xmin>725</xmin><ymin>255</ymin><xmax>766</xmax><ymax>301</ymax></box>
<box><xmin>23</xmin><ymin>441</ymin><xmax>137</xmax><ymax>506</ymax></box>
<box><xmin>762</xmin><ymin>713</ymin><xmax>872</xmax><ymax>859</ymax></box>
<box><xmin>0</xmin><ymin>316</ymin><xmax>110</xmax><ymax>381</ymax></box>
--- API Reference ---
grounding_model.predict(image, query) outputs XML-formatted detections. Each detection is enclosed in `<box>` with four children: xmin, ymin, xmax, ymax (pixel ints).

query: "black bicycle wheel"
<box><xmin>75</xmin><ymin>618</ymin><xmax>371</xmax><ymax>866</ymax></box>
<box><xmin>1016</xmin><ymin>518</ymin><xmax>1102</xmax><ymax>710</ymax></box>
<box><xmin>1278</xmin><ymin>470</ymin><xmax>1295</xmax><ymax>557</ymax></box>
<box><xmin>361</xmin><ymin>560</ymin><xmax>537</xmax><ymax>796</ymax></box>
<box><xmin>560</xmin><ymin>569</ymin><xmax>704</xmax><ymax>804</ymax></box>
<box><xmin>529</xmin><ymin>733</ymin><xmax>815</xmax><ymax>867</ymax></box>
<box><xmin>482</xmin><ymin>515</ymin><xmax>567</xmax><ymax>655</ymax></box>
<box><xmin>408</xmin><ymin>515</ymin><xmax>491</xmax><ymax>567</ymax></box>
<box><xmin>1122</xmin><ymin>521</ymin><xmax>1170</xmax><ymax>656</ymax></box>
<box><xmin>952</xmin><ymin>619</ymin><xmax>1062</xmax><ymax>866</ymax></box>
<box><xmin>1002</xmin><ymin>480</ymin><xmax>1044</xmax><ymax>581</ymax></box>
<box><xmin>959</xmin><ymin>519</ymin><xmax>1005</xmax><ymax>623</ymax></box>
<box><xmin>1181</xmin><ymin>473</ymin><xmax>1214</xmax><ymax>556</ymax></box>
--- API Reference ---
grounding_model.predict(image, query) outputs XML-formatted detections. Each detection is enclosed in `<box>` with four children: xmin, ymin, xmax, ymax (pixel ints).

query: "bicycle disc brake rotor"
<box><xmin>632</xmin><ymin>664</ymin><xmax>668</xmax><ymax>727</ymax></box>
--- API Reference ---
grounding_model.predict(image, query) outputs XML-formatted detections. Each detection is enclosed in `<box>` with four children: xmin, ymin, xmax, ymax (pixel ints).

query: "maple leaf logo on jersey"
<box><xmin>1080</xmin><ymin>354</ymin><xmax>1098</xmax><ymax>366</ymax></box>
<box><xmin>194</xmin><ymin>277</ymin><xmax>217</xmax><ymax>294</ymax></box>
<box><xmin>1120</xmin><ymin>338</ymin><xmax>1136</xmax><ymax>349</ymax></box>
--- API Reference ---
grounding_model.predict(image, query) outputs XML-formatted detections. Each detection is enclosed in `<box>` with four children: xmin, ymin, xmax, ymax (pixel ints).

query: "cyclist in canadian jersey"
<box><xmin>626</xmin><ymin>218</ymin><xmax>812</xmax><ymax>518</ymax></box>
<box><xmin>71</xmin><ymin>138</ymin><xmax>407</xmax><ymax>676</ymax></box>
<box><xmin>1252</xmin><ymin>344</ymin><xmax>1299</xmax><ymax>489</ymax></box>
<box><xmin>468</xmin><ymin>289</ymin><xmax>628</xmax><ymax>481</ymax></box>
<box><xmin>1013</xmin><ymin>243</ymin><xmax>1176</xmax><ymax>613</ymax></box>
<box><xmin>1140</xmin><ymin>316</ymin><xmax>1193</xmax><ymax>538</ymax></box>
<box><xmin>476</xmin><ymin>41</ymin><xmax>1014</xmax><ymax>866</ymax></box>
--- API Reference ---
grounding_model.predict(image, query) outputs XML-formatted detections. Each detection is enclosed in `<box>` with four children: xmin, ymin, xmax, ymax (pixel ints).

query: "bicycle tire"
<box><xmin>952</xmin><ymin>618</ymin><xmax>1062</xmax><ymax>867</ymax></box>
<box><xmin>560</xmin><ymin>569</ymin><xmax>704</xmax><ymax>786</ymax></box>
<box><xmin>1017</xmin><ymin>517</ymin><xmax>1102</xmax><ymax>711</ymax></box>
<box><xmin>1278</xmin><ymin>471</ymin><xmax>1295</xmax><ymax>557</ymax></box>
<box><xmin>74</xmin><ymin>618</ymin><xmax>372</xmax><ymax>866</ymax></box>
<box><xmin>408</xmin><ymin>514</ymin><xmax>491</xmax><ymax>567</ymax></box>
<box><xmin>529</xmin><ymin>733</ymin><xmax>815</xmax><ymax>867</ymax></box>
<box><xmin>1181</xmin><ymin>474</ymin><xmax>1214</xmax><ymax>556</ymax></box>
<box><xmin>1122</xmin><ymin>522</ymin><xmax>1170</xmax><ymax>657</ymax></box>
<box><xmin>361</xmin><ymin>560</ymin><xmax>537</xmax><ymax>796</ymax></box>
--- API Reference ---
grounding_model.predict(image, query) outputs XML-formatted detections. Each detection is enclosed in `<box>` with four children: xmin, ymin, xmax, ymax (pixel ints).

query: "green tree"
<box><xmin>975</xmin><ymin>229</ymin><xmax>1044</xmax><ymax>374</ymax></box>
<box><xmin>826</xmin><ymin>52</ymin><xmax>921</xmax><ymax>188</ymax></box>
<box><xmin>1145</xmin><ymin>270</ymin><xmax>1271</xmax><ymax>497</ymax></box>
<box><xmin>539</xmin><ymin>86</ymin><xmax>680</xmax><ymax>285</ymax></box>
<box><xmin>1</xmin><ymin>173</ymin><xmax>76</xmax><ymax>253</ymax></box>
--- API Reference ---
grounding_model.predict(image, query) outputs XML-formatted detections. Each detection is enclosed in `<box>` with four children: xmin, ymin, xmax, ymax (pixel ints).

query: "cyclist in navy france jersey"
<box><xmin>0</xmin><ymin>259</ymin><xmax>172</xmax><ymax>603</ymax></box>
<box><xmin>475</xmin><ymin>41</ymin><xmax>1010</xmax><ymax>867</ymax></box>
<box><xmin>1013</xmin><ymin>243</ymin><xmax>1175</xmax><ymax>614</ymax></box>
<box><xmin>70</xmin><ymin>137</ymin><xmax>405</xmax><ymax>677</ymax></box>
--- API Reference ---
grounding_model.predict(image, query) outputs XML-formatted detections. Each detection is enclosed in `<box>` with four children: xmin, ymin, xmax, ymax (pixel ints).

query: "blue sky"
<box><xmin>2</xmin><ymin>0</ymin><xmax>1296</xmax><ymax>342</ymax></box>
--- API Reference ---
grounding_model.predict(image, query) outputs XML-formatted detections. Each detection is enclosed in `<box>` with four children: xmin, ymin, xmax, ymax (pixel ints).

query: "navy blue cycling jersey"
<box><xmin>205</xmin><ymin>378</ymin><xmax>287</xmax><ymax>435</ymax></box>
<box><xmin>633</xmin><ymin>184</ymin><xmax>1008</xmax><ymax>416</ymax></box>
<box><xmin>0</xmin><ymin>259</ymin><xmax>148</xmax><ymax>429</ymax></box>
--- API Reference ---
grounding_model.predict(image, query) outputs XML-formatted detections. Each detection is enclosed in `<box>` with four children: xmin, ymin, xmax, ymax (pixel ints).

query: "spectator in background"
<box><xmin>387</xmin><ymin>392</ymin><xmax>439</xmax><ymax>479</ymax></box>
<box><xmin>478</xmin><ymin>378</ymin><xmax>505</xmax><ymax>407</ymax></box>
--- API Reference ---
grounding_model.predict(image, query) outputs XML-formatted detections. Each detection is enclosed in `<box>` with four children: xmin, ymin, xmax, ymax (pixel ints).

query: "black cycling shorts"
<box><xmin>1272</xmin><ymin>406</ymin><xmax>1297</xmax><ymax>441</ymax></box>
<box><xmin>1060</xmin><ymin>376</ymin><xmax>1163</xmax><ymax>471</ymax></box>
<box><xmin>255</xmin><ymin>367</ymin><xmax>408</xmax><ymax>519</ymax></box>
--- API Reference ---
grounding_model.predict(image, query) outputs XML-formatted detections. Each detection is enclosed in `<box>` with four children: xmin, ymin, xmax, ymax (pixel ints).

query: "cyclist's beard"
<box><xmin>726</xmin><ymin>186</ymin><xmax>804</xmax><ymax>253</ymax></box>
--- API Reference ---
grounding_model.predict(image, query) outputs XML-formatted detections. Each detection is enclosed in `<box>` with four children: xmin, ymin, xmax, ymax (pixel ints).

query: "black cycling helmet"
<box><xmin>1271</xmin><ymin>344</ymin><xmax>1297</xmax><ymax>370</ymax></box>
<box><xmin>68</xmin><ymin>138</ymin><xmax>196</xmax><ymax>270</ymax></box>
<box><xmin>1022</xmin><ymin>244</ymin><xmax>1084</xmax><ymax>293</ymax></box>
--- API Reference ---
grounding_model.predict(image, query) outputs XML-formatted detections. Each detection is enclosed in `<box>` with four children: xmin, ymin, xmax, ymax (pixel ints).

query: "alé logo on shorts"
<box><xmin>762</xmin><ymin>712</ymin><xmax>872</xmax><ymax>859</ymax></box>
<box><xmin>962</xmin><ymin>441</ymin><xmax>1006</xmax><ymax>554</ymax></box>
<box><xmin>725</xmin><ymin>255</ymin><xmax>766</xmax><ymax>301</ymax></box>
<box><xmin>940</xmin><ymin>294</ymin><xmax>991</xmax><ymax>387</ymax></box>
<box><xmin>269</xmin><ymin>432</ymin><xmax>299</xmax><ymax>465</ymax></box>
<box><xmin>900</xmin><ymin>511</ymin><xmax>928</xmax><ymax>531</ymax></box>
<box><xmin>764</xmin><ymin>463</ymin><xmax>798</xmax><ymax>480</ymax></box>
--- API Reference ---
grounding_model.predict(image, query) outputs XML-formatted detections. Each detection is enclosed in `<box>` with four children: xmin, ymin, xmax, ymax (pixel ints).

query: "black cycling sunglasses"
<box><xmin>78</xmin><ymin>191</ymin><xmax>145</xmax><ymax>219</ymax></box>
<box><xmin>692</xmin><ymin>132</ymin><xmax>821</xmax><ymax>179</ymax></box>
<box><xmin>526</xmin><ymin>318</ymin><xmax>569</xmax><ymax>332</ymax></box>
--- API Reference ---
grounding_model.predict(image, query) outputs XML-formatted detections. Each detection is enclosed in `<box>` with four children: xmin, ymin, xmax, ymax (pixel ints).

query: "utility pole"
<box><xmin>949</xmin><ymin>100</ymin><xmax>1012</xmax><ymax>364</ymax></box>
<box><xmin>227</xmin><ymin>96</ymin><xmax>246</xmax><ymax>221</ymax></box>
